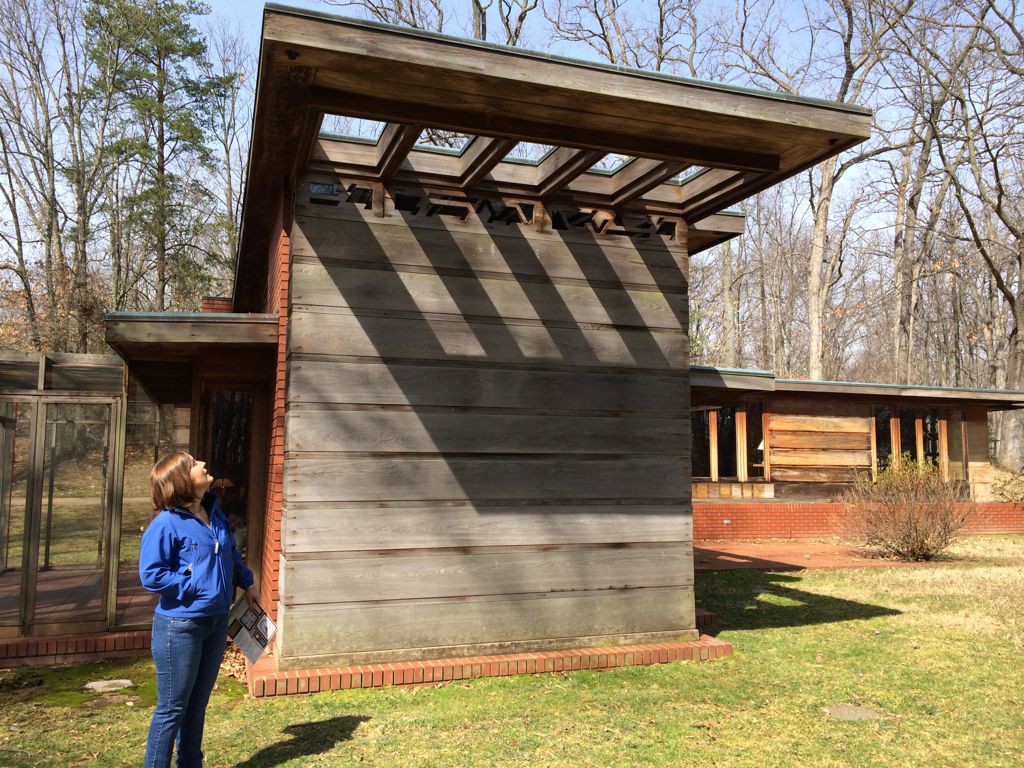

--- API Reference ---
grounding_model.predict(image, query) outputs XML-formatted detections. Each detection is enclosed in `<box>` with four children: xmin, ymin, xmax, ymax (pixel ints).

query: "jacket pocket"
<box><xmin>181</xmin><ymin>540</ymin><xmax>220</xmax><ymax>610</ymax></box>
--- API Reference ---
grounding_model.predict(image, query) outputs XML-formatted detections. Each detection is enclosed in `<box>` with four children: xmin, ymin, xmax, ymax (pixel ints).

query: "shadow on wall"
<box><xmin>282</xmin><ymin>182</ymin><xmax>695</xmax><ymax>654</ymax></box>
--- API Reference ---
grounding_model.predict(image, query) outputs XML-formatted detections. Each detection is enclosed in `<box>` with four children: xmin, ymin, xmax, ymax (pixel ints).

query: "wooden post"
<box><xmin>735</xmin><ymin>408</ymin><xmax>748</xmax><ymax>482</ymax></box>
<box><xmin>890</xmin><ymin>411</ymin><xmax>901</xmax><ymax>468</ymax></box>
<box><xmin>938</xmin><ymin>415</ymin><xmax>949</xmax><ymax>480</ymax></box>
<box><xmin>915</xmin><ymin>414</ymin><xmax>925</xmax><ymax>466</ymax></box>
<box><xmin>762</xmin><ymin>411</ymin><xmax>771</xmax><ymax>482</ymax></box>
<box><xmin>105</xmin><ymin>386</ymin><xmax>128</xmax><ymax>630</ymax></box>
<box><xmin>709</xmin><ymin>409</ymin><xmax>719</xmax><ymax>483</ymax></box>
<box><xmin>869</xmin><ymin>413</ymin><xmax>878</xmax><ymax>480</ymax></box>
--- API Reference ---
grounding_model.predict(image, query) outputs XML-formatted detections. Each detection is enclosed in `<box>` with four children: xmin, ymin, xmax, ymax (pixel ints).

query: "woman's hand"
<box><xmin>245</xmin><ymin>585</ymin><xmax>260</xmax><ymax>608</ymax></box>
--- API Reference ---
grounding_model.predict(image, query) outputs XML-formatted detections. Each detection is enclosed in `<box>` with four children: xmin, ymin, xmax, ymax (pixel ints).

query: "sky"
<box><xmin>208</xmin><ymin>0</ymin><xmax>611</xmax><ymax>67</ymax></box>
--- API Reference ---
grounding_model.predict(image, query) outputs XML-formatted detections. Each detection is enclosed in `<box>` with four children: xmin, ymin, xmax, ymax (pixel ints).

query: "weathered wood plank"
<box><xmin>283</xmin><ymin>503</ymin><xmax>692</xmax><ymax>553</ymax></box>
<box><xmin>287</xmin><ymin>409</ymin><xmax>688</xmax><ymax>455</ymax></box>
<box><xmin>964</xmin><ymin>408</ymin><xmax>989</xmax><ymax>463</ymax></box>
<box><xmin>284</xmin><ymin>545</ymin><xmax>693</xmax><ymax>604</ymax></box>
<box><xmin>770</xmin><ymin>466</ymin><xmax>863</xmax><ymax>482</ymax></box>
<box><xmin>290</xmin><ymin>261</ymin><xmax>687</xmax><ymax>331</ymax></box>
<box><xmin>769</xmin><ymin>398</ymin><xmax>871</xmax><ymax>418</ymax></box>
<box><xmin>769</xmin><ymin>431</ymin><xmax>871</xmax><ymax>450</ymax></box>
<box><xmin>289</xmin><ymin>309</ymin><xmax>689</xmax><ymax>370</ymax></box>
<box><xmin>279</xmin><ymin>586</ymin><xmax>696</xmax><ymax>660</ymax></box>
<box><xmin>291</xmin><ymin>214</ymin><xmax>690</xmax><ymax>288</ymax></box>
<box><xmin>769</xmin><ymin>449</ymin><xmax>871</xmax><ymax>467</ymax></box>
<box><xmin>288</xmin><ymin>359</ymin><xmax>689</xmax><ymax>414</ymax></box>
<box><xmin>105</xmin><ymin>316</ymin><xmax>278</xmax><ymax>346</ymax></box>
<box><xmin>769</xmin><ymin>414</ymin><xmax>870</xmax><ymax>433</ymax></box>
<box><xmin>284</xmin><ymin>456</ymin><xmax>690</xmax><ymax>503</ymax></box>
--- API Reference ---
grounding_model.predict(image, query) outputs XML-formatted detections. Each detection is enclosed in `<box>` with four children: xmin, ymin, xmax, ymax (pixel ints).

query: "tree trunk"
<box><xmin>806</xmin><ymin>157</ymin><xmax>837</xmax><ymax>380</ymax></box>
<box><xmin>720</xmin><ymin>239</ymin><xmax>740</xmax><ymax>367</ymax></box>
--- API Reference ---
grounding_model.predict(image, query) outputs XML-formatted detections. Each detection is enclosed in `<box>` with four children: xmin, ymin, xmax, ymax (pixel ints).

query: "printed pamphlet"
<box><xmin>227</xmin><ymin>597</ymin><xmax>277</xmax><ymax>664</ymax></box>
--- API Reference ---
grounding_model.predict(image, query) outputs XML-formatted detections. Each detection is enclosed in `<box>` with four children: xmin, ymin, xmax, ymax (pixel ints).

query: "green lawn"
<box><xmin>1</xmin><ymin>537</ymin><xmax>1022</xmax><ymax>767</ymax></box>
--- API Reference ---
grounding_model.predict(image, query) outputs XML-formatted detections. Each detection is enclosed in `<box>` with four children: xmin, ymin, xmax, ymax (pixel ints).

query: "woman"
<box><xmin>139</xmin><ymin>451</ymin><xmax>258</xmax><ymax>768</ymax></box>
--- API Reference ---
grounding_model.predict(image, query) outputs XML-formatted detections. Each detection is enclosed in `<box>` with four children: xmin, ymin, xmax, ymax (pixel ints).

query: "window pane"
<box><xmin>32</xmin><ymin>402</ymin><xmax>111</xmax><ymax>624</ymax></box>
<box><xmin>899</xmin><ymin>409</ymin><xmax>919</xmax><ymax>463</ymax></box>
<box><xmin>717</xmin><ymin>407</ymin><xmax>737</xmax><ymax>478</ymax></box>
<box><xmin>116</xmin><ymin>401</ymin><xmax>175</xmax><ymax>626</ymax></box>
<box><xmin>746</xmin><ymin>403</ymin><xmax>765</xmax><ymax>479</ymax></box>
<box><xmin>0</xmin><ymin>400</ymin><xmax>32</xmax><ymax>626</ymax></box>
<box><xmin>874</xmin><ymin>406</ymin><xmax>892</xmax><ymax>470</ymax></box>
<box><xmin>947</xmin><ymin>409</ymin><xmax>966</xmax><ymax>481</ymax></box>
<box><xmin>691</xmin><ymin>410</ymin><xmax>711</xmax><ymax>478</ymax></box>
<box><xmin>922</xmin><ymin>409</ymin><xmax>940</xmax><ymax>465</ymax></box>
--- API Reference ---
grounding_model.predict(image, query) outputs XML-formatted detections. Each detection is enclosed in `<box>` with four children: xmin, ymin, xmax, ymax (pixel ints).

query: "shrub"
<box><xmin>837</xmin><ymin>459</ymin><xmax>975</xmax><ymax>561</ymax></box>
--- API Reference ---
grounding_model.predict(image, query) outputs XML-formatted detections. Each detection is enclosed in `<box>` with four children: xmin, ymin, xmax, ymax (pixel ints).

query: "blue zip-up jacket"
<box><xmin>139</xmin><ymin>494</ymin><xmax>254</xmax><ymax>618</ymax></box>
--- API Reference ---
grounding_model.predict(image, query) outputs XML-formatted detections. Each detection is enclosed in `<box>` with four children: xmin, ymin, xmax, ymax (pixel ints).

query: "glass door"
<box><xmin>0</xmin><ymin>395</ymin><xmax>117</xmax><ymax>633</ymax></box>
<box><xmin>27</xmin><ymin>401</ymin><xmax>114</xmax><ymax>626</ymax></box>
<box><xmin>0</xmin><ymin>400</ymin><xmax>36</xmax><ymax>628</ymax></box>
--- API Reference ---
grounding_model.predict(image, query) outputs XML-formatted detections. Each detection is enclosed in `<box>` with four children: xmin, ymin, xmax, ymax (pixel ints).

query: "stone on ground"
<box><xmin>84</xmin><ymin>679</ymin><xmax>133</xmax><ymax>692</ymax></box>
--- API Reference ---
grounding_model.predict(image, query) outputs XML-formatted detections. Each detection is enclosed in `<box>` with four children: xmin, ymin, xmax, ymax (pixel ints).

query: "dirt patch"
<box><xmin>827</xmin><ymin>704</ymin><xmax>885</xmax><ymax>721</ymax></box>
<box><xmin>82</xmin><ymin>693</ymin><xmax>140</xmax><ymax>710</ymax></box>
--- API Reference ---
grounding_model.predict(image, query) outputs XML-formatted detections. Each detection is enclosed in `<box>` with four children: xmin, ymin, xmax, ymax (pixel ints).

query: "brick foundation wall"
<box><xmin>694</xmin><ymin>501</ymin><xmax>1024</xmax><ymax>539</ymax></box>
<box><xmin>248</xmin><ymin>636</ymin><xmax>732</xmax><ymax>698</ymax></box>
<box><xmin>0</xmin><ymin>630</ymin><xmax>150</xmax><ymax>667</ymax></box>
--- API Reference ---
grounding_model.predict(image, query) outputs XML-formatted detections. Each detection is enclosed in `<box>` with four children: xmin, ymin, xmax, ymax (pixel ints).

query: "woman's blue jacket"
<box><xmin>139</xmin><ymin>495</ymin><xmax>254</xmax><ymax>618</ymax></box>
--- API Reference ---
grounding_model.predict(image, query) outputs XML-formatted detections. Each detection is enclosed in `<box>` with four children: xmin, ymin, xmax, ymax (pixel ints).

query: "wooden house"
<box><xmin>100</xmin><ymin>5</ymin><xmax>874</xmax><ymax>674</ymax></box>
<box><xmin>0</xmin><ymin>6</ymin><xmax>868</xmax><ymax>675</ymax></box>
<box><xmin>690</xmin><ymin>366</ymin><xmax>1024</xmax><ymax>501</ymax></box>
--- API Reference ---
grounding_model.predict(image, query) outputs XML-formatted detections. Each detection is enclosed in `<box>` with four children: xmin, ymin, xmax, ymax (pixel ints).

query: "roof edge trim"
<box><xmin>263</xmin><ymin>4</ymin><xmax>873</xmax><ymax>118</ymax></box>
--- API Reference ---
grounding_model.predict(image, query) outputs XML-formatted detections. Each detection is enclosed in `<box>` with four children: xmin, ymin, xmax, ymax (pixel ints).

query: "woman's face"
<box><xmin>189</xmin><ymin>458</ymin><xmax>214</xmax><ymax>495</ymax></box>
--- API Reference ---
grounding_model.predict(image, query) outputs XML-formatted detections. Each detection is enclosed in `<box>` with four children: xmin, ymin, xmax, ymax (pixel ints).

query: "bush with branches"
<box><xmin>837</xmin><ymin>459</ymin><xmax>975</xmax><ymax>561</ymax></box>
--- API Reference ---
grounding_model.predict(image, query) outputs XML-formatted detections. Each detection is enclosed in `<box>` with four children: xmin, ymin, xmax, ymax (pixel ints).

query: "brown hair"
<box><xmin>150</xmin><ymin>451</ymin><xmax>198</xmax><ymax>514</ymax></box>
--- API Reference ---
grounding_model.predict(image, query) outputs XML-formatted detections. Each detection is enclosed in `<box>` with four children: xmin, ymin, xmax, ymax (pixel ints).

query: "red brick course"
<box><xmin>694</xmin><ymin>500</ymin><xmax>1024</xmax><ymax>539</ymax></box>
<box><xmin>0</xmin><ymin>630</ymin><xmax>150</xmax><ymax>667</ymax></box>
<box><xmin>246</xmin><ymin>635</ymin><xmax>732</xmax><ymax>698</ymax></box>
<box><xmin>200</xmin><ymin>296</ymin><xmax>234</xmax><ymax>313</ymax></box>
<box><xmin>259</xmin><ymin>205</ymin><xmax>290</xmax><ymax>632</ymax></box>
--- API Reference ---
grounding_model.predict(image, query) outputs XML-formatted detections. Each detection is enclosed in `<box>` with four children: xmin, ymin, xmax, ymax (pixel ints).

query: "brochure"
<box><xmin>227</xmin><ymin>597</ymin><xmax>277</xmax><ymax>664</ymax></box>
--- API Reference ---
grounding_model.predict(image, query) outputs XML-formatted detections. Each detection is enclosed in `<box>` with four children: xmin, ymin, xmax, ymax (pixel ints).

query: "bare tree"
<box><xmin>203</xmin><ymin>17</ymin><xmax>253</xmax><ymax>285</ymax></box>
<box><xmin>544</xmin><ymin>0</ymin><xmax>709</xmax><ymax>74</ymax></box>
<box><xmin>720</xmin><ymin>0</ymin><xmax>914</xmax><ymax>380</ymax></box>
<box><xmin>892</xmin><ymin>0</ymin><xmax>1024</xmax><ymax>466</ymax></box>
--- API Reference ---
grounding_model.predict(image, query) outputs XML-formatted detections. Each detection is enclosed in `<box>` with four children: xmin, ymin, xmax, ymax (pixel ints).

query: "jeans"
<box><xmin>143</xmin><ymin>612</ymin><xmax>229</xmax><ymax>768</ymax></box>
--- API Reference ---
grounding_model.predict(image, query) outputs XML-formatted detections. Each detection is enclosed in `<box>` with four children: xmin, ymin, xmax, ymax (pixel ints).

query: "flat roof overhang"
<box><xmin>234</xmin><ymin>4</ymin><xmax>872</xmax><ymax>311</ymax></box>
<box><xmin>688</xmin><ymin>366</ymin><xmax>1024</xmax><ymax>410</ymax></box>
<box><xmin>775</xmin><ymin>379</ymin><xmax>1024</xmax><ymax>410</ymax></box>
<box><xmin>105</xmin><ymin>312</ymin><xmax>277</xmax><ymax>403</ymax></box>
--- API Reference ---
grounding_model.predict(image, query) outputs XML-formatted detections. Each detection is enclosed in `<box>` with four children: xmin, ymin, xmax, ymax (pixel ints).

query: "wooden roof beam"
<box><xmin>375</xmin><ymin>122</ymin><xmax>424</xmax><ymax>181</ymax></box>
<box><xmin>608</xmin><ymin>159</ymin><xmax>690</xmax><ymax>209</ymax></box>
<box><xmin>677</xmin><ymin>169</ymin><xmax>764</xmax><ymax>220</ymax></box>
<box><xmin>458</xmin><ymin>136</ymin><xmax>518</xmax><ymax>189</ymax></box>
<box><xmin>535</xmin><ymin>147</ymin><xmax>606</xmax><ymax>198</ymax></box>
<box><xmin>307</xmin><ymin>87</ymin><xmax>782</xmax><ymax>173</ymax></box>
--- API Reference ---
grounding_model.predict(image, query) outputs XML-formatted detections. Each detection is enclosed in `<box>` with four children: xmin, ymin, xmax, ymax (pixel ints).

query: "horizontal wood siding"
<box><xmin>767</xmin><ymin>400</ymin><xmax>872</xmax><ymax>482</ymax></box>
<box><xmin>280</xmin><ymin>183</ymin><xmax>695</xmax><ymax>665</ymax></box>
<box><xmin>284</xmin><ymin>504</ymin><xmax>691</xmax><ymax>554</ymax></box>
<box><xmin>279</xmin><ymin>587</ymin><xmax>696</xmax><ymax>667</ymax></box>
<box><xmin>284</xmin><ymin>545</ymin><xmax>693</xmax><ymax>604</ymax></box>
